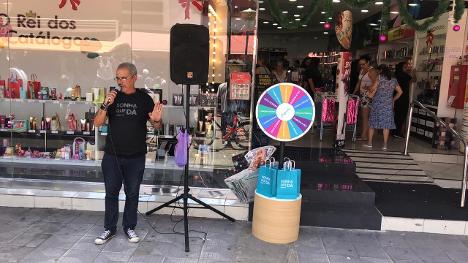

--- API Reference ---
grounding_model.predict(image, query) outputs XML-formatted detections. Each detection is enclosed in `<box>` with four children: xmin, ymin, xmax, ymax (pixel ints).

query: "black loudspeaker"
<box><xmin>170</xmin><ymin>24</ymin><xmax>209</xmax><ymax>85</ymax></box>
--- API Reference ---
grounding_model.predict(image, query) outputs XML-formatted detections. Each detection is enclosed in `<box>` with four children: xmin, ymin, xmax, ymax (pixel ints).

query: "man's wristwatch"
<box><xmin>100</xmin><ymin>103</ymin><xmax>109</xmax><ymax>111</ymax></box>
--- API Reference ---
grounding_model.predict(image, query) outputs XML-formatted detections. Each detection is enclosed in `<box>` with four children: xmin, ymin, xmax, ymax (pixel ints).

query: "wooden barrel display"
<box><xmin>252</xmin><ymin>192</ymin><xmax>302</xmax><ymax>244</ymax></box>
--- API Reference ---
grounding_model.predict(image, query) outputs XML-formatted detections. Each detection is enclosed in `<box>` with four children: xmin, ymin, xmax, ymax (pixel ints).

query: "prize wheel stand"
<box><xmin>253</xmin><ymin>83</ymin><xmax>315</xmax><ymax>244</ymax></box>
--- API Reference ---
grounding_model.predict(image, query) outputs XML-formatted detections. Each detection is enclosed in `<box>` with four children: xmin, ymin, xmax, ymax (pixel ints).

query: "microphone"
<box><xmin>104</xmin><ymin>87</ymin><xmax>119</xmax><ymax>106</ymax></box>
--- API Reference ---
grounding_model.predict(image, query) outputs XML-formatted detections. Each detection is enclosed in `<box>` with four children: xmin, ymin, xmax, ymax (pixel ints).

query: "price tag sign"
<box><xmin>83</xmin><ymin>131</ymin><xmax>91</xmax><ymax>135</ymax></box>
<box><xmin>66</xmin><ymin>131</ymin><xmax>75</xmax><ymax>135</ymax></box>
<box><xmin>51</xmin><ymin>130</ymin><xmax>59</xmax><ymax>134</ymax></box>
<box><xmin>28</xmin><ymin>130</ymin><xmax>36</xmax><ymax>133</ymax></box>
<box><xmin>39</xmin><ymin>130</ymin><xmax>47</xmax><ymax>134</ymax></box>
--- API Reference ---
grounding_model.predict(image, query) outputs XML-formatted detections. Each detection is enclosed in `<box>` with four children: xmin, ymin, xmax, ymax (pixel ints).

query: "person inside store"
<box><xmin>393</xmin><ymin>58</ymin><xmax>416</xmax><ymax>138</ymax></box>
<box><xmin>93</xmin><ymin>62</ymin><xmax>163</xmax><ymax>245</ymax></box>
<box><xmin>353</xmin><ymin>55</ymin><xmax>378</xmax><ymax>141</ymax></box>
<box><xmin>303</xmin><ymin>57</ymin><xmax>323</xmax><ymax>98</ymax></box>
<box><xmin>255</xmin><ymin>57</ymin><xmax>271</xmax><ymax>75</ymax></box>
<box><xmin>272</xmin><ymin>60</ymin><xmax>288</xmax><ymax>83</ymax></box>
<box><xmin>366</xmin><ymin>64</ymin><xmax>403</xmax><ymax>150</ymax></box>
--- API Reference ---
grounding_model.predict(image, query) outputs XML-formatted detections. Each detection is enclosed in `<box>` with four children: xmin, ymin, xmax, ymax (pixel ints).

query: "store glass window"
<box><xmin>0</xmin><ymin>1</ymin><xmax>258</xmax><ymax>188</ymax></box>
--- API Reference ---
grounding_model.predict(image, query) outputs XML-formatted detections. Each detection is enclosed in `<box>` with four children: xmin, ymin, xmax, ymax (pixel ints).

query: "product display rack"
<box><xmin>0</xmin><ymin>93</ymin><xmax>220</xmax><ymax>170</ymax></box>
<box><xmin>410</xmin><ymin>104</ymin><xmax>437</xmax><ymax>143</ymax></box>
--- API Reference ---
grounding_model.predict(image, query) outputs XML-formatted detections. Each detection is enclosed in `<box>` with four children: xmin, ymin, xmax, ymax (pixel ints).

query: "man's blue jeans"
<box><xmin>101</xmin><ymin>153</ymin><xmax>145</xmax><ymax>233</ymax></box>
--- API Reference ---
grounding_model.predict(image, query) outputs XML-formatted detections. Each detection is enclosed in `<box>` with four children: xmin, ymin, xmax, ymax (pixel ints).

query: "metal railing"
<box><xmin>404</xmin><ymin>101</ymin><xmax>468</xmax><ymax>207</ymax></box>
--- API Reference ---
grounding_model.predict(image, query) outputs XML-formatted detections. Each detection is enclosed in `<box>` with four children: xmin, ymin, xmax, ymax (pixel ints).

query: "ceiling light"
<box><xmin>294</xmin><ymin>14</ymin><xmax>300</xmax><ymax>17</ymax></box>
<box><xmin>263</xmin><ymin>21</ymin><xmax>269</xmax><ymax>24</ymax></box>
<box><xmin>324</xmin><ymin>32</ymin><xmax>329</xmax><ymax>35</ymax></box>
<box><xmin>277</xmin><ymin>27</ymin><xmax>282</xmax><ymax>29</ymax></box>
<box><xmin>408</xmin><ymin>3</ymin><xmax>419</xmax><ymax>7</ymax></box>
<box><xmin>295</xmin><ymin>18</ymin><xmax>301</xmax><ymax>21</ymax></box>
<box><xmin>259</xmin><ymin>7</ymin><xmax>265</xmax><ymax>11</ymax></box>
<box><xmin>321</xmin><ymin>11</ymin><xmax>326</xmax><ymax>14</ymax></box>
<box><xmin>369</xmin><ymin>23</ymin><xmax>378</xmax><ymax>26</ymax></box>
<box><xmin>320</xmin><ymin>21</ymin><xmax>325</xmax><ymax>24</ymax></box>
<box><xmin>332</xmin><ymin>0</ymin><xmax>340</xmax><ymax>2</ymax></box>
<box><xmin>235</xmin><ymin>17</ymin><xmax>241</xmax><ymax>20</ymax></box>
<box><xmin>328</xmin><ymin>17</ymin><xmax>332</xmax><ymax>20</ymax></box>
<box><xmin>273</xmin><ymin>23</ymin><xmax>278</xmax><ymax>26</ymax></box>
<box><xmin>289</xmin><ymin>21</ymin><xmax>293</xmax><ymax>24</ymax></box>
<box><xmin>234</xmin><ymin>5</ymin><xmax>238</xmax><ymax>9</ymax></box>
<box><xmin>297</xmin><ymin>5</ymin><xmax>304</xmax><ymax>9</ymax></box>
<box><xmin>282</xmin><ymin>11</ymin><xmax>288</xmax><ymax>14</ymax></box>
<box><xmin>361</xmin><ymin>9</ymin><xmax>369</xmax><ymax>13</ymax></box>
<box><xmin>241</xmin><ymin>8</ymin><xmax>256</xmax><ymax>13</ymax></box>
<box><xmin>302</xmin><ymin>24</ymin><xmax>307</xmax><ymax>27</ymax></box>
<box><xmin>289</xmin><ymin>0</ymin><xmax>297</xmax><ymax>2</ymax></box>
<box><xmin>259</xmin><ymin>0</ymin><xmax>264</xmax><ymax>3</ymax></box>
<box><xmin>391</xmin><ymin>11</ymin><xmax>399</xmax><ymax>14</ymax></box>
<box><xmin>375</xmin><ymin>1</ymin><xmax>383</xmax><ymax>5</ymax></box>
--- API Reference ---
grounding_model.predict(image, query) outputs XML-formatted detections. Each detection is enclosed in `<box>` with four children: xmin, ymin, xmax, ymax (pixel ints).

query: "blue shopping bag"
<box><xmin>276</xmin><ymin>160</ymin><xmax>301</xmax><ymax>200</ymax></box>
<box><xmin>256</xmin><ymin>158</ymin><xmax>278</xmax><ymax>197</ymax></box>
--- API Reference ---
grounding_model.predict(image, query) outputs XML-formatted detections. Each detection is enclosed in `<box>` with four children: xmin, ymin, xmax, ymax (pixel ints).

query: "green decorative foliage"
<box><xmin>454</xmin><ymin>0</ymin><xmax>465</xmax><ymax>23</ymax></box>
<box><xmin>265</xmin><ymin>0</ymin><xmax>320</xmax><ymax>29</ymax></box>
<box><xmin>396</xmin><ymin>0</ymin><xmax>450</xmax><ymax>32</ymax></box>
<box><xmin>323</xmin><ymin>0</ymin><xmax>333</xmax><ymax>22</ymax></box>
<box><xmin>380</xmin><ymin>0</ymin><xmax>391</xmax><ymax>34</ymax></box>
<box><xmin>342</xmin><ymin>0</ymin><xmax>375</xmax><ymax>9</ymax></box>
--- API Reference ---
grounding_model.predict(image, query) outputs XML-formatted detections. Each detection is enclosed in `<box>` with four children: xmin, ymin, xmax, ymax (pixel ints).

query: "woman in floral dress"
<box><xmin>366</xmin><ymin>65</ymin><xmax>403</xmax><ymax>150</ymax></box>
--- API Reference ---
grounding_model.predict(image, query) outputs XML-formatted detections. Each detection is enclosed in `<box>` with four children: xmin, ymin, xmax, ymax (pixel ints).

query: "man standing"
<box><xmin>94</xmin><ymin>62</ymin><xmax>163</xmax><ymax>244</ymax></box>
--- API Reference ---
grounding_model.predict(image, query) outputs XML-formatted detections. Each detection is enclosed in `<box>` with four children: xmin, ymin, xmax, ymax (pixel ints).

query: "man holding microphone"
<box><xmin>93</xmin><ymin>62</ymin><xmax>163</xmax><ymax>244</ymax></box>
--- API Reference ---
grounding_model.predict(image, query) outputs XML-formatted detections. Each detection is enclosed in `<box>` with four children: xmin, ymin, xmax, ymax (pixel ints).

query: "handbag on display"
<box><xmin>27</xmin><ymin>74</ymin><xmax>41</xmax><ymax>99</ymax></box>
<box><xmin>7</xmin><ymin>75</ymin><xmax>22</xmax><ymax>99</ymax></box>
<box><xmin>174</xmin><ymin>129</ymin><xmax>189</xmax><ymax>167</ymax></box>
<box><xmin>346</xmin><ymin>97</ymin><xmax>359</xmax><ymax>125</ymax></box>
<box><xmin>72</xmin><ymin>137</ymin><xmax>86</xmax><ymax>160</ymax></box>
<box><xmin>0</xmin><ymin>79</ymin><xmax>5</xmax><ymax>98</ymax></box>
<box><xmin>256</xmin><ymin>158</ymin><xmax>278</xmax><ymax>197</ymax></box>
<box><xmin>276</xmin><ymin>159</ymin><xmax>301</xmax><ymax>200</ymax></box>
<box><xmin>321</xmin><ymin>97</ymin><xmax>336</xmax><ymax>123</ymax></box>
<box><xmin>67</xmin><ymin>113</ymin><xmax>77</xmax><ymax>131</ymax></box>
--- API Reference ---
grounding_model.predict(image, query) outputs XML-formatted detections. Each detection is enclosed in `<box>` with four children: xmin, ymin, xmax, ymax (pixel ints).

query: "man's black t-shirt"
<box><xmin>105</xmin><ymin>89</ymin><xmax>154</xmax><ymax>157</ymax></box>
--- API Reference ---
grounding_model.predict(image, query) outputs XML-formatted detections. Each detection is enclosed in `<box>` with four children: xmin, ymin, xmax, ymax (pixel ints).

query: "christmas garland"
<box><xmin>454</xmin><ymin>0</ymin><xmax>465</xmax><ymax>23</ymax></box>
<box><xmin>266</xmin><ymin>0</ymin><xmax>321</xmax><ymax>29</ymax></box>
<box><xmin>396</xmin><ymin>0</ymin><xmax>451</xmax><ymax>32</ymax></box>
<box><xmin>265</xmin><ymin>0</ymin><xmax>465</xmax><ymax>33</ymax></box>
<box><xmin>380</xmin><ymin>0</ymin><xmax>391</xmax><ymax>34</ymax></box>
<box><xmin>342</xmin><ymin>0</ymin><xmax>375</xmax><ymax>9</ymax></box>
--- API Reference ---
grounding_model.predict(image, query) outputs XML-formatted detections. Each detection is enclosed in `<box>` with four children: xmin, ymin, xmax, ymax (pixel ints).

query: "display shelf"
<box><xmin>0</xmin><ymin>156</ymin><xmax>214</xmax><ymax>171</ymax></box>
<box><xmin>0</xmin><ymin>98</ymin><xmax>96</xmax><ymax>106</ymax></box>
<box><xmin>0</xmin><ymin>130</ymin><xmax>95</xmax><ymax>139</ymax></box>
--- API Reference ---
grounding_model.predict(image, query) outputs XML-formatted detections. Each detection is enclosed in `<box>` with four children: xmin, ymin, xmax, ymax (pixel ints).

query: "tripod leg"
<box><xmin>145</xmin><ymin>195</ymin><xmax>184</xmax><ymax>216</ymax></box>
<box><xmin>188</xmin><ymin>194</ymin><xmax>236</xmax><ymax>222</ymax></box>
<box><xmin>183</xmin><ymin>194</ymin><xmax>190</xmax><ymax>252</ymax></box>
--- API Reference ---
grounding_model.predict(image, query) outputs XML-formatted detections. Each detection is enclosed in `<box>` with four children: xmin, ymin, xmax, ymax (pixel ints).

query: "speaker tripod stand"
<box><xmin>146</xmin><ymin>84</ymin><xmax>235</xmax><ymax>252</ymax></box>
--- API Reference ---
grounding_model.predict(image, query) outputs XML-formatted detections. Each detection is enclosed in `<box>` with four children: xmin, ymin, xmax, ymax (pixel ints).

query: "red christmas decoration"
<box><xmin>59</xmin><ymin>0</ymin><xmax>81</xmax><ymax>11</ymax></box>
<box><xmin>324</xmin><ymin>22</ymin><xmax>332</xmax><ymax>30</ymax></box>
<box><xmin>179</xmin><ymin>0</ymin><xmax>203</xmax><ymax>20</ymax></box>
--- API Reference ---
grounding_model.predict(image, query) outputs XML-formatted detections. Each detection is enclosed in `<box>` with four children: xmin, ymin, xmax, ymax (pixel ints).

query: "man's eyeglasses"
<box><xmin>115</xmin><ymin>76</ymin><xmax>132</xmax><ymax>81</ymax></box>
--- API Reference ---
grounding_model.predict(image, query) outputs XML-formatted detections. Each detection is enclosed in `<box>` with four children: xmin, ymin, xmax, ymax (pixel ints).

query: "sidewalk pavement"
<box><xmin>0</xmin><ymin>207</ymin><xmax>468</xmax><ymax>262</ymax></box>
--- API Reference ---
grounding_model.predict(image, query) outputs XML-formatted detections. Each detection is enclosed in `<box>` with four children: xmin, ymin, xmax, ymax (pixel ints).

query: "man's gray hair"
<box><xmin>117</xmin><ymin>62</ymin><xmax>137</xmax><ymax>76</ymax></box>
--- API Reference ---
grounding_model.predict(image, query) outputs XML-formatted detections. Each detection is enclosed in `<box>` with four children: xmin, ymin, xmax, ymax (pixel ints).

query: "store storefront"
<box><xmin>0</xmin><ymin>0</ymin><xmax>258</xmax><ymax>189</ymax></box>
<box><xmin>1</xmin><ymin>0</ymin><xmax>468</xmax><ymax>231</ymax></box>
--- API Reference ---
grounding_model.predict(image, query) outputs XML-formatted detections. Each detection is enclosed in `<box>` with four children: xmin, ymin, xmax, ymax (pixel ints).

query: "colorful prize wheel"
<box><xmin>256</xmin><ymin>83</ymin><xmax>315</xmax><ymax>142</ymax></box>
